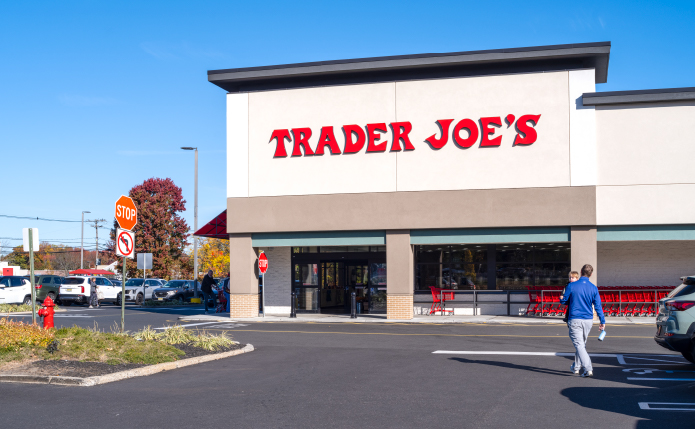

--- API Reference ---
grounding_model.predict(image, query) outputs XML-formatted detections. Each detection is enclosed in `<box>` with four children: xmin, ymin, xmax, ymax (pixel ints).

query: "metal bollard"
<box><xmin>290</xmin><ymin>291</ymin><xmax>297</xmax><ymax>318</ymax></box>
<box><xmin>350</xmin><ymin>292</ymin><xmax>357</xmax><ymax>318</ymax></box>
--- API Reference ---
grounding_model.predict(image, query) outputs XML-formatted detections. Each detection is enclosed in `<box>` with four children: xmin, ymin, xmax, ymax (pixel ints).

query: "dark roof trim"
<box><xmin>209</xmin><ymin>42</ymin><xmax>611</xmax><ymax>93</ymax></box>
<box><xmin>582</xmin><ymin>87</ymin><xmax>695</xmax><ymax>106</ymax></box>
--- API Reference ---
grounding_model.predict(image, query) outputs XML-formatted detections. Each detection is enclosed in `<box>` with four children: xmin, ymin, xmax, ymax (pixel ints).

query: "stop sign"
<box><xmin>115</xmin><ymin>195</ymin><xmax>137</xmax><ymax>231</ymax></box>
<box><xmin>258</xmin><ymin>252</ymin><xmax>268</xmax><ymax>274</ymax></box>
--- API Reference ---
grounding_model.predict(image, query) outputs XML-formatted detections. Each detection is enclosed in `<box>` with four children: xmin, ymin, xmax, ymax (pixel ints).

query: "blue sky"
<box><xmin>1</xmin><ymin>0</ymin><xmax>693</xmax><ymax>256</ymax></box>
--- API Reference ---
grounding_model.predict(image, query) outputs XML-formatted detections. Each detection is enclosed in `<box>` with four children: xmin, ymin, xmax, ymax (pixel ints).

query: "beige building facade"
<box><xmin>205</xmin><ymin>42</ymin><xmax>695</xmax><ymax>319</ymax></box>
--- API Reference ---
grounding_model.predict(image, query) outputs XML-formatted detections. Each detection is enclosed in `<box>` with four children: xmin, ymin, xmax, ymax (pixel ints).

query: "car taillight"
<box><xmin>666</xmin><ymin>301</ymin><xmax>695</xmax><ymax>311</ymax></box>
<box><xmin>81</xmin><ymin>286</ymin><xmax>84</xmax><ymax>293</ymax></box>
<box><xmin>36</xmin><ymin>285</ymin><xmax>42</xmax><ymax>289</ymax></box>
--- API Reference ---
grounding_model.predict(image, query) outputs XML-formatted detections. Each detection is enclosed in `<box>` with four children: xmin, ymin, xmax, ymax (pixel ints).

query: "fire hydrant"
<box><xmin>37</xmin><ymin>296</ymin><xmax>56</xmax><ymax>329</ymax></box>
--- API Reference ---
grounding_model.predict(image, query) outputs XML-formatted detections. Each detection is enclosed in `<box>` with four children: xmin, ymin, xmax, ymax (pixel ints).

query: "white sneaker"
<box><xmin>89</xmin><ymin>305</ymin><xmax>94</xmax><ymax>308</ymax></box>
<box><xmin>581</xmin><ymin>370</ymin><xmax>593</xmax><ymax>378</ymax></box>
<box><xmin>570</xmin><ymin>363</ymin><xmax>580</xmax><ymax>375</ymax></box>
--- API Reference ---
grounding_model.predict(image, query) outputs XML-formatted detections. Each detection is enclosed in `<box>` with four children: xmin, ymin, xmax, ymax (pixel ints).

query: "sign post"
<box><xmin>137</xmin><ymin>253</ymin><xmax>153</xmax><ymax>305</ymax></box>
<box><xmin>115</xmin><ymin>195</ymin><xmax>137</xmax><ymax>333</ymax></box>
<box><xmin>23</xmin><ymin>228</ymin><xmax>39</xmax><ymax>324</ymax></box>
<box><xmin>258</xmin><ymin>251</ymin><xmax>268</xmax><ymax>318</ymax></box>
<box><xmin>115</xmin><ymin>228</ymin><xmax>135</xmax><ymax>332</ymax></box>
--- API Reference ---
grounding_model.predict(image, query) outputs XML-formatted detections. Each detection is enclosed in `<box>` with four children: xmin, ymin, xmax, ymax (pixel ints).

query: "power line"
<box><xmin>0</xmin><ymin>214</ymin><xmax>112</xmax><ymax>230</ymax></box>
<box><xmin>0</xmin><ymin>214</ymin><xmax>83</xmax><ymax>223</ymax></box>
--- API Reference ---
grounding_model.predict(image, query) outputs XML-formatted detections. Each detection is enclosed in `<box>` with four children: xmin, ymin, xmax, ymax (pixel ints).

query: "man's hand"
<box><xmin>599</xmin><ymin>324</ymin><xmax>605</xmax><ymax>331</ymax></box>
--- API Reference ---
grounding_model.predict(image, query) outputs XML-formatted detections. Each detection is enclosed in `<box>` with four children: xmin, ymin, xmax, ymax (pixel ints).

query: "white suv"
<box><xmin>0</xmin><ymin>276</ymin><xmax>33</xmax><ymax>305</ymax></box>
<box><xmin>123</xmin><ymin>278</ymin><xmax>165</xmax><ymax>305</ymax></box>
<box><xmin>59</xmin><ymin>276</ymin><xmax>121</xmax><ymax>306</ymax></box>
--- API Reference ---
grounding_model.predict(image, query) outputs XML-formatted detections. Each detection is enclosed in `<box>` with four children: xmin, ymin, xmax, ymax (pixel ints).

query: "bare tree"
<box><xmin>52</xmin><ymin>250</ymin><xmax>81</xmax><ymax>276</ymax></box>
<box><xmin>0</xmin><ymin>239</ymin><xmax>11</xmax><ymax>261</ymax></box>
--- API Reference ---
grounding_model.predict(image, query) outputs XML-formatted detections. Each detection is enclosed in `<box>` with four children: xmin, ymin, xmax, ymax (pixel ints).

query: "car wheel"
<box><xmin>22</xmin><ymin>295</ymin><xmax>33</xmax><ymax>305</ymax></box>
<box><xmin>135</xmin><ymin>293</ymin><xmax>143</xmax><ymax>305</ymax></box>
<box><xmin>681</xmin><ymin>350</ymin><xmax>695</xmax><ymax>364</ymax></box>
<box><xmin>116</xmin><ymin>294</ymin><xmax>122</xmax><ymax>306</ymax></box>
<box><xmin>47</xmin><ymin>292</ymin><xmax>56</xmax><ymax>301</ymax></box>
<box><xmin>177</xmin><ymin>295</ymin><xmax>184</xmax><ymax>304</ymax></box>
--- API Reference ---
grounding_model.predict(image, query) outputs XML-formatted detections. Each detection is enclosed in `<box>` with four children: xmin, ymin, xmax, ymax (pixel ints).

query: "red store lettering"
<box><xmin>269</xmin><ymin>115</ymin><xmax>540</xmax><ymax>157</ymax></box>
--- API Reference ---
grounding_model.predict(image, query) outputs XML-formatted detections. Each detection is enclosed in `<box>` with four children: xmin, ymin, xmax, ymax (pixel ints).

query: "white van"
<box><xmin>59</xmin><ymin>276</ymin><xmax>121</xmax><ymax>306</ymax></box>
<box><xmin>0</xmin><ymin>276</ymin><xmax>32</xmax><ymax>305</ymax></box>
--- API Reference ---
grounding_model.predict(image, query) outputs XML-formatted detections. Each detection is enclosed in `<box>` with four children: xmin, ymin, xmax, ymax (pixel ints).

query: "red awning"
<box><xmin>194</xmin><ymin>210</ymin><xmax>228</xmax><ymax>239</ymax></box>
<box><xmin>69</xmin><ymin>269</ymin><xmax>116</xmax><ymax>276</ymax></box>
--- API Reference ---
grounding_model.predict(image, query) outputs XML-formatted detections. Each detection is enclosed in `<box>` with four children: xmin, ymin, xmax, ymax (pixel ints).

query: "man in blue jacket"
<box><xmin>560</xmin><ymin>264</ymin><xmax>605</xmax><ymax>377</ymax></box>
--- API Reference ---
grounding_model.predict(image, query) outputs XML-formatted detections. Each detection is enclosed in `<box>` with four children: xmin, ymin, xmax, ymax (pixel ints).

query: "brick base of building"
<box><xmin>387</xmin><ymin>294</ymin><xmax>414</xmax><ymax>319</ymax></box>
<box><xmin>229</xmin><ymin>294</ymin><xmax>259</xmax><ymax>318</ymax></box>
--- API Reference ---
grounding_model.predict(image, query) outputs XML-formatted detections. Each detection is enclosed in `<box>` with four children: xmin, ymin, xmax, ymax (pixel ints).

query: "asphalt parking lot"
<box><xmin>2</xmin><ymin>306</ymin><xmax>694</xmax><ymax>428</ymax></box>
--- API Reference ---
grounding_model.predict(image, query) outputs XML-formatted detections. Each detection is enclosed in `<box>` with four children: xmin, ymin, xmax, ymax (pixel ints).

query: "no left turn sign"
<box><xmin>116</xmin><ymin>228</ymin><xmax>135</xmax><ymax>259</ymax></box>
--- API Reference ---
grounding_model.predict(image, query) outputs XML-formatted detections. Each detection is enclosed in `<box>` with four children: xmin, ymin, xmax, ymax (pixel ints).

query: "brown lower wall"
<box><xmin>229</xmin><ymin>294</ymin><xmax>259</xmax><ymax>318</ymax></box>
<box><xmin>227</xmin><ymin>186</ymin><xmax>596</xmax><ymax>233</ymax></box>
<box><xmin>387</xmin><ymin>295</ymin><xmax>414</xmax><ymax>319</ymax></box>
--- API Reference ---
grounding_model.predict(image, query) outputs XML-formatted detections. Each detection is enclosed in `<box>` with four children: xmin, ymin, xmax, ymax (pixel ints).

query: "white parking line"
<box><xmin>432</xmin><ymin>351</ymin><xmax>618</xmax><ymax>357</ymax></box>
<box><xmin>154</xmin><ymin>322</ymin><xmax>225</xmax><ymax>330</ymax></box>
<box><xmin>8</xmin><ymin>314</ymin><xmax>93</xmax><ymax>318</ymax></box>
<box><xmin>628</xmin><ymin>378</ymin><xmax>695</xmax><ymax>381</ymax></box>
<box><xmin>639</xmin><ymin>402</ymin><xmax>695</xmax><ymax>411</ymax></box>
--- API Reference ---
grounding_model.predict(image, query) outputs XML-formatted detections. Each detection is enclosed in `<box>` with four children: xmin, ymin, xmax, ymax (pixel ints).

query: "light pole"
<box><xmin>81</xmin><ymin>211</ymin><xmax>91</xmax><ymax>269</ymax></box>
<box><xmin>181</xmin><ymin>147</ymin><xmax>199</xmax><ymax>297</ymax></box>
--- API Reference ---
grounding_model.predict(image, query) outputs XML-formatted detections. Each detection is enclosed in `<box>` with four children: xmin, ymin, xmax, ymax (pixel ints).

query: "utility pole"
<box><xmin>81</xmin><ymin>211</ymin><xmax>90</xmax><ymax>269</ymax></box>
<box><xmin>88</xmin><ymin>219</ymin><xmax>107</xmax><ymax>268</ymax></box>
<box><xmin>181</xmin><ymin>147</ymin><xmax>199</xmax><ymax>296</ymax></box>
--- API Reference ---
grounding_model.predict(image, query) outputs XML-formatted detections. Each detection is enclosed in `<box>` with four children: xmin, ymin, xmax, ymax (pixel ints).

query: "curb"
<box><xmin>178</xmin><ymin>316</ymin><xmax>655</xmax><ymax>325</ymax></box>
<box><xmin>0</xmin><ymin>343</ymin><xmax>254</xmax><ymax>387</ymax></box>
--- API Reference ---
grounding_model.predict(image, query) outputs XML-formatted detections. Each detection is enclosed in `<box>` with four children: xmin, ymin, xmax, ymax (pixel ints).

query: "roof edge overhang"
<box><xmin>582</xmin><ymin>87</ymin><xmax>695</xmax><ymax>106</ymax></box>
<box><xmin>208</xmin><ymin>41</ymin><xmax>611</xmax><ymax>93</ymax></box>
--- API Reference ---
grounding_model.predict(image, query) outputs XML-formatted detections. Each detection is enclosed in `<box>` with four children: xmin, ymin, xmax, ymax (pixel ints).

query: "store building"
<box><xmin>203</xmin><ymin>41</ymin><xmax>695</xmax><ymax>319</ymax></box>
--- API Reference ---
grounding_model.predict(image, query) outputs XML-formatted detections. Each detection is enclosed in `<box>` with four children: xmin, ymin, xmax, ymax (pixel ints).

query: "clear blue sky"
<box><xmin>1</xmin><ymin>0</ymin><xmax>693</xmax><ymax>256</ymax></box>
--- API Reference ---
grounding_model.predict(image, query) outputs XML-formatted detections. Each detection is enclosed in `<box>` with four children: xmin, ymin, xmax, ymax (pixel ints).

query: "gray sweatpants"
<box><xmin>568</xmin><ymin>319</ymin><xmax>593</xmax><ymax>372</ymax></box>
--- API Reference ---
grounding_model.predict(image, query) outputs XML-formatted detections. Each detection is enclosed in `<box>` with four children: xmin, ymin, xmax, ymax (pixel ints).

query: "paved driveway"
<box><xmin>1</xmin><ymin>307</ymin><xmax>693</xmax><ymax>428</ymax></box>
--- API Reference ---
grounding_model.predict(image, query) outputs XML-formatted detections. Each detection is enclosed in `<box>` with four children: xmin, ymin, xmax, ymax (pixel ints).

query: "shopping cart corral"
<box><xmin>525</xmin><ymin>285</ymin><xmax>675</xmax><ymax>317</ymax></box>
<box><xmin>413</xmin><ymin>286</ymin><xmax>676</xmax><ymax>317</ymax></box>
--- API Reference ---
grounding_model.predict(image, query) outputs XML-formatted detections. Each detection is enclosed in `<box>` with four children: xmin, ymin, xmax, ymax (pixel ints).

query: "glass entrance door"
<box><xmin>346</xmin><ymin>263</ymin><xmax>369</xmax><ymax>313</ymax></box>
<box><xmin>320</xmin><ymin>262</ymin><xmax>347</xmax><ymax>313</ymax></box>
<box><xmin>294</xmin><ymin>263</ymin><xmax>319</xmax><ymax>313</ymax></box>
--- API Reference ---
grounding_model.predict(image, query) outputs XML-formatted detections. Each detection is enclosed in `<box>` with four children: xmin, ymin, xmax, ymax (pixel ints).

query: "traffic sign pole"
<box><xmin>115</xmin><ymin>195</ymin><xmax>137</xmax><ymax>333</ymax></box>
<box><xmin>258</xmin><ymin>251</ymin><xmax>268</xmax><ymax>318</ymax></box>
<box><xmin>29</xmin><ymin>229</ymin><xmax>36</xmax><ymax>324</ymax></box>
<box><xmin>121</xmin><ymin>256</ymin><xmax>126</xmax><ymax>333</ymax></box>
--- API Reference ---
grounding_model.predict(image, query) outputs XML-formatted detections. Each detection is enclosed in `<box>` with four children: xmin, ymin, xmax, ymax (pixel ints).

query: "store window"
<box><xmin>414</xmin><ymin>245</ymin><xmax>487</xmax><ymax>290</ymax></box>
<box><xmin>414</xmin><ymin>243</ymin><xmax>570</xmax><ymax>291</ymax></box>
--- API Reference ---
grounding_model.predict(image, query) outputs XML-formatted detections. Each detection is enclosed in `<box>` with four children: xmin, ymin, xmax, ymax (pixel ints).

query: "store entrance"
<box><xmin>319</xmin><ymin>261</ymin><xmax>370</xmax><ymax>314</ymax></box>
<box><xmin>292</xmin><ymin>247</ymin><xmax>387</xmax><ymax>314</ymax></box>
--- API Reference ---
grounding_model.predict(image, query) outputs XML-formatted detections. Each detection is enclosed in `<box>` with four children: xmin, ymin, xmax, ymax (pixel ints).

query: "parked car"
<box><xmin>34</xmin><ymin>275</ymin><xmax>63</xmax><ymax>302</ymax></box>
<box><xmin>59</xmin><ymin>276</ymin><xmax>120</xmax><ymax>306</ymax></box>
<box><xmin>654</xmin><ymin>276</ymin><xmax>695</xmax><ymax>363</ymax></box>
<box><xmin>0</xmin><ymin>276</ymin><xmax>33</xmax><ymax>305</ymax></box>
<box><xmin>122</xmin><ymin>278</ymin><xmax>165</xmax><ymax>305</ymax></box>
<box><xmin>152</xmin><ymin>280</ymin><xmax>199</xmax><ymax>303</ymax></box>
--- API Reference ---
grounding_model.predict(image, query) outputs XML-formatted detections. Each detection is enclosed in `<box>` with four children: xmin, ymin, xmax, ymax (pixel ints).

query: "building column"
<box><xmin>571</xmin><ymin>226</ymin><xmax>598</xmax><ymax>284</ymax></box>
<box><xmin>386</xmin><ymin>230</ymin><xmax>413</xmax><ymax>319</ymax></box>
<box><xmin>228</xmin><ymin>233</ymin><xmax>259</xmax><ymax>318</ymax></box>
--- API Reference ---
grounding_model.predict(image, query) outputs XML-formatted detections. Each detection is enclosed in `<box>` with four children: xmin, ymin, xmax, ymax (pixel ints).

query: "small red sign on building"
<box><xmin>258</xmin><ymin>252</ymin><xmax>268</xmax><ymax>274</ymax></box>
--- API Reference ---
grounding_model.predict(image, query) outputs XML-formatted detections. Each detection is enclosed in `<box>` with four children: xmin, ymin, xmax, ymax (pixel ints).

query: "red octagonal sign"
<box><xmin>258</xmin><ymin>252</ymin><xmax>268</xmax><ymax>274</ymax></box>
<box><xmin>115</xmin><ymin>195</ymin><xmax>137</xmax><ymax>231</ymax></box>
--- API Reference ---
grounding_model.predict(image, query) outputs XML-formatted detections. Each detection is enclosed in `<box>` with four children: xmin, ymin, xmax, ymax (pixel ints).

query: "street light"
<box><xmin>181</xmin><ymin>147</ymin><xmax>199</xmax><ymax>297</ymax></box>
<box><xmin>81</xmin><ymin>211</ymin><xmax>91</xmax><ymax>269</ymax></box>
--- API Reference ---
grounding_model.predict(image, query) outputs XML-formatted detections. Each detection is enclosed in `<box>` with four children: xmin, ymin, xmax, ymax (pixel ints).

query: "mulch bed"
<box><xmin>0</xmin><ymin>343</ymin><xmax>246</xmax><ymax>378</ymax></box>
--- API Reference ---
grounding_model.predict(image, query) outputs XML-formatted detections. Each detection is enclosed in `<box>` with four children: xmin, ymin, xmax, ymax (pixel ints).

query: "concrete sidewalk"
<box><xmin>179</xmin><ymin>313</ymin><xmax>656</xmax><ymax>325</ymax></box>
